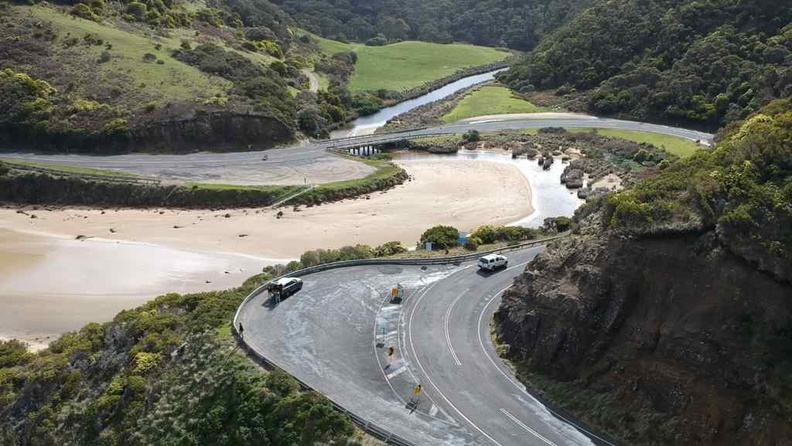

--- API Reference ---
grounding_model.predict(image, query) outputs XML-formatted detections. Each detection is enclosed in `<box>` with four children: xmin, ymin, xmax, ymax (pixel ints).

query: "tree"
<box><xmin>419</xmin><ymin>225</ymin><xmax>459</xmax><ymax>249</ymax></box>
<box><xmin>378</xmin><ymin>15</ymin><xmax>410</xmax><ymax>41</ymax></box>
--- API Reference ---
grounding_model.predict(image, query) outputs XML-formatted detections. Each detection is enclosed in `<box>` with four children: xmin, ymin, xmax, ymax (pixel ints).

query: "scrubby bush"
<box><xmin>71</xmin><ymin>3</ymin><xmax>99</xmax><ymax>22</ymax></box>
<box><xmin>419</xmin><ymin>225</ymin><xmax>459</xmax><ymax>250</ymax></box>
<box><xmin>543</xmin><ymin>216</ymin><xmax>573</xmax><ymax>232</ymax></box>
<box><xmin>471</xmin><ymin>225</ymin><xmax>537</xmax><ymax>244</ymax></box>
<box><xmin>365</xmin><ymin>34</ymin><xmax>388</xmax><ymax>46</ymax></box>
<box><xmin>464</xmin><ymin>236</ymin><xmax>482</xmax><ymax>251</ymax></box>
<box><xmin>374</xmin><ymin>241</ymin><xmax>407</xmax><ymax>257</ymax></box>
<box><xmin>126</xmin><ymin>2</ymin><xmax>147</xmax><ymax>19</ymax></box>
<box><xmin>462</xmin><ymin>129</ymin><xmax>481</xmax><ymax>142</ymax></box>
<box><xmin>142</xmin><ymin>53</ymin><xmax>157</xmax><ymax>63</ymax></box>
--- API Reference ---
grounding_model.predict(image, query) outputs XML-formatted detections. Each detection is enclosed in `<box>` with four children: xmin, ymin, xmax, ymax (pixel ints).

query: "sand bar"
<box><xmin>0</xmin><ymin>160</ymin><xmax>533</xmax><ymax>347</ymax></box>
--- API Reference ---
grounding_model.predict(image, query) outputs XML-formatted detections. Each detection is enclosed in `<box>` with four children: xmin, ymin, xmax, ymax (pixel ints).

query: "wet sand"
<box><xmin>0</xmin><ymin>160</ymin><xmax>533</xmax><ymax>348</ymax></box>
<box><xmin>0</xmin><ymin>228</ymin><xmax>271</xmax><ymax>350</ymax></box>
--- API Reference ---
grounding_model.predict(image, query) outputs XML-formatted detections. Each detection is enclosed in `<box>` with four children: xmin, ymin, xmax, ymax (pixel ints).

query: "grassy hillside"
<box><xmin>442</xmin><ymin>85</ymin><xmax>544</xmax><ymax>122</ymax></box>
<box><xmin>23</xmin><ymin>6</ymin><xmax>230</xmax><ymax>105</ymax></box>
<box><xmin>303</xmin><ymin>32</ymin><xmax>509</xmax><ymax>92</ymax></box>
<box><xmin>0</xmin><ymin>3</ymin><xmax>350</xmax><ymax>150</ymax></box>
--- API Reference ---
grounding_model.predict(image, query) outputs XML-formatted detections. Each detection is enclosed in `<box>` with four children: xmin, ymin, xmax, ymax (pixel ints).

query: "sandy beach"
<box><xmin>0</xmin><ymin>159</ymin><xmax>533</xmax><ymax>347</ymax></box>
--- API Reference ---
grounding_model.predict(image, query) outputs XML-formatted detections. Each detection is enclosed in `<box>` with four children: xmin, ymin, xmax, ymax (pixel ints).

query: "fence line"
<box><xmin>232</xmin><ymin>234</ymin><xmax>567</xmax><ymax>445</ymax></box>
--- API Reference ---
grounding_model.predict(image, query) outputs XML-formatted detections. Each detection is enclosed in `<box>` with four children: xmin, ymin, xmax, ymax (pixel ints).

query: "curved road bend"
<box><xmin>0</xmin><ymin>114</ymin><xmax>714</xmax><ymax>184</ymax></box>
<box><xmin>237</xmin><ymin>247</ymin><xmax>611</xmax><ymax>446</ymax></box>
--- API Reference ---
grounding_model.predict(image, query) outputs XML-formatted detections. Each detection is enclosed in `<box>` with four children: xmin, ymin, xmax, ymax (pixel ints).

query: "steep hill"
<box><xmin>494</xmin><ymin>101</ymin><xmax>792</xmax><ymax>444</ymax></box>
<box><xmin>501</xmin><ymin>0</ymin><xmax>792</xmax><ymax>129</ymax></box>
<box><xmin>0</xmin><ymin>1</ymin><xmax>316</xmax><ymax>152</ymax></box>
<box><xmin>272</xmin><ymin>0</ymin><xmax>591</xmax><ymax>50</ymax></box>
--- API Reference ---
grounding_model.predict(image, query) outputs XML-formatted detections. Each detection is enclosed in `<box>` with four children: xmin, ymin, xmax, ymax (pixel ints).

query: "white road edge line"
<box><xmin>407</xmin><ymin>265</ymin><xmax>507</xmax><ymax>446</ymax></box>
<box><xmin>444</xmin><ymin>289</ymin><xmax>467</xmax><ymax>366</ymax></box>
<box><xmin>478</xmin><ymin>288</ymin><xmax>617</xmax><ymax>446</ymax></box>
<box><xmin>500</xmin><ymin>408</ymin><xmax>557</xmax><ymax>446</ymax></box>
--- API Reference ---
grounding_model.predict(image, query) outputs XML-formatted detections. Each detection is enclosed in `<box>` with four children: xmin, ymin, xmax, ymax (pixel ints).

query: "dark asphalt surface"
<box><xmin>237</xmin><ymin>247</ymin><xmax>607</xmax><ymax>446</ymax></box>
<box><xmin>0</xmin><ymin>115</ymin><xmax>714</xmax><ymax>185</ymax></box>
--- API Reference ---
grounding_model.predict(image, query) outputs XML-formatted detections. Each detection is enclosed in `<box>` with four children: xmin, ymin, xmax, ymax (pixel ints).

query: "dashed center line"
<box><xmin>444</xmin><ymin>289</ymin><xmax>468</xmax><ymax>366</ymax></box>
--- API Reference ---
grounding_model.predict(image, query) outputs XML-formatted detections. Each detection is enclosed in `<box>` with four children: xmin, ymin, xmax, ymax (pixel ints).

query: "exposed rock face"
<box><xmin>132</xmin><ymin>111</ymin><xmax>294</xmax><ymax>152</ymax></box>
<box><xmin>560</xmin><ymin>160</ymin><xmax>584</xmax><ymax>188</ymax></box>
<box><xmin>495</xmin><ymin>232</ymin><xmax>792</xmax><ymax>445</ymax></box>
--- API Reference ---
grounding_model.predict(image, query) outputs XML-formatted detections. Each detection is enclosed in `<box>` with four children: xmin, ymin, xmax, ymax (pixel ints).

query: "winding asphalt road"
<box><xmin>0</xmin><ymin>114</ymin><xmax>714</xmax><ymax>185</ymax></box>
<box><xmin>237</xmin><ymin>246</ymin><xmax>613</xmax><ymax>446</ymax></box>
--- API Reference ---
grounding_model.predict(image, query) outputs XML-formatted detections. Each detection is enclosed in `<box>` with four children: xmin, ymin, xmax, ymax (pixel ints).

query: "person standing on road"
<box><xmin>386</xmin><ymin>346</ymin><xmax>395</xmax><ymax>368</ymax></box>
<box><xmin>238</xmin><ymin>322</ymin><xmax>244</xmax><ymax>339</ymax></box>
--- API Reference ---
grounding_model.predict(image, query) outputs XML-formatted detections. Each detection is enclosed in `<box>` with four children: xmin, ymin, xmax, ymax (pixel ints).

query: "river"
<box><xmin>331</xmin><ymin>68</ymin><xmax>507</xmax><ymax>138</ymax></box>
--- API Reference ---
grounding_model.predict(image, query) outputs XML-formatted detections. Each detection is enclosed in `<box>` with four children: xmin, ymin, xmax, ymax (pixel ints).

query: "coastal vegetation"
<box><xmin>0</xmin><ymin>272</ymin><xmax>358</xmax><ymax>445</ymax></box>
<box><xmin>274</xmin><ymin>0</ymin><xmax>592</xmax><ymax>51</ymax></box>
<box><xmin>567</xmin><ymin>129</ymin><xmax>700</xmax><ymax>158</ymax></box>
<box><xmin>501</xmin><ymin>0</ymin><xmax>792</xmax><ymax>129</ymax></box>
<box><xmin>0</xmin><ymin>157</ymin><xmax>407</xmax><ymax>208</ymax></box>
<box><xmin>495</xmin><ymin>100</ymin><xmax>792</xmax><ymax>445</ymax></box>
<box><xmin>442</xmin><ymin>85</ymin><xmax>544</xmax><ymax>122</ymax></box>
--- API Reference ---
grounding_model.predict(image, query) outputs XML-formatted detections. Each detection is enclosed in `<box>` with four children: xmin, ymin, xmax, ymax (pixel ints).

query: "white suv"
<box><xmin>478</xmin><ymin>254</ymin><xmax>508</xmax><ymax>271</ymax></box>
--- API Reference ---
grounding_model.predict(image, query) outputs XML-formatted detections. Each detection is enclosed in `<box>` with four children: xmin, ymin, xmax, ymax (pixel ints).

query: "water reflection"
<box><xmin>332</xmin><ymin>69</ymin><xmax>507</xmax><ymax>138</ymax></box>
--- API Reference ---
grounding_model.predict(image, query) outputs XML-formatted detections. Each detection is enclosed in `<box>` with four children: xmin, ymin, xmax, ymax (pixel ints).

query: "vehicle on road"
<box><xmin>262</xmin><ymin>154</ymin><xmax>268</xmax><ymax>161</ymax></box>
<box><xmin>478</xmin><ymin>254</ymin><xmax>508</xmax><ymax>271</ymax></box>
<box><xmin>268</xmin><ymin>277</ymin><xmax>303</xmax><ymax>299</ymax></box>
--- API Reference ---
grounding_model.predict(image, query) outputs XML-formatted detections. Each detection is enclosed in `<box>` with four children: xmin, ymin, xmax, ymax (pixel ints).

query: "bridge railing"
<box><xmin>322</xmin><ymin>132</ymin><xmax>453</xmax><ymax>152</ymax></box>
<box><xmin>232</xmin><ymin>234</ymin><xmax>568</xmax><ymax>445</ymax></box>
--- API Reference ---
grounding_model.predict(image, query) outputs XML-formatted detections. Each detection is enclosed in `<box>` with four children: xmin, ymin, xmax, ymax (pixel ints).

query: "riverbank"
<box><xmin>0</xmin><ymin>159</ymin><xmax>533</xmax><ymax>348</ymax></box>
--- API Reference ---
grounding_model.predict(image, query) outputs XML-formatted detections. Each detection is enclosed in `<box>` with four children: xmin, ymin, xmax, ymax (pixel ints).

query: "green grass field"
<box><xmin>26</xmin><ymin>6</ymin><xmax>230</xmax><ymax>104</ymax></box>
<box><xmin>319</xmin><ymin>157</ymin><xmax>402</xmax><ymax>191</ymax></box>
<box><xmin>569</xmin><ymin>128</ymin><xmax>700</xmax><ymax>158</ymax></box>
<box><xmin>443</xmin><ymin>86</ymin><xmax>544</xmax><ymax>122</ymax></box>
<box><xmin>301</xmin><ymin>31</ymin><xmax>509</xmax><ymax>92</ymax></box>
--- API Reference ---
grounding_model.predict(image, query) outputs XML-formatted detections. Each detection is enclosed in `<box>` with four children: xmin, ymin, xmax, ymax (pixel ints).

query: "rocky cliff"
<box><xmin>495</xmin><ymin>230</ymin><xmax>792</xmax><ymax>444</ymax></box>
<box><xmin>131</xmin><ymin>111</ymin><xmax>295</xmax><ymax>152</ymax></box>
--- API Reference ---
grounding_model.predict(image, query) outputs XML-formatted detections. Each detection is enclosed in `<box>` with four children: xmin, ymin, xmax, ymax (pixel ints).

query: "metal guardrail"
<box><xmin>232</xmin><ymin>234</ymin><xmax>567</xmax><ymax>446</ymax></box>
<box><xmin>322</xmin><ymin>131</ymin><xmax>453</xmax><ymax>152</ymax></box>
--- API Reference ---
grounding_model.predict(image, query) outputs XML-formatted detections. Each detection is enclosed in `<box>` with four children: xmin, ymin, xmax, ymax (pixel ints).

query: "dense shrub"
<box><xmin>365</xmin><ymin>35</ymin><xmax>387</xmax><ymax>46</ymax></box>
<box><xmin>70</xmin><ymin>3</ymin><xmax>99</xmax><ymax>21</ymax></box>
<box><xmin>599</xmin><ymin>100</ymin><xmax>792</xmax><ymax>277</ymax></box>
<box><xmin>471</xmin><ymin>225</ymin><xmax>537</xmax><ymax>244</ymax></box>
<box><xmin>419</xmin><ymin>225</ymin><xmax>460</xmax><ymax>250</ymax></box>
<box><xmin>462</xmin><ymin>129</ymin><xmax>481</xmax><ymax>142</ymax></box>
<box><xmin>502</xmin><ymin>0</ymin><xmax>792</xmax><ymax>128</ymax></box>
<box><xmin>0</xmin><ymin>272</ymin><xmax>356</xmax><ymax>445</ymax></box>
<box><xmin>464</xmin><ymin>236</ymin><xmax>482</xmax><ymax>251</ymax></box>
<box><xmin>174</xmin><ymin>43</ymin><xmax>296</xmax><ymax>123</ymax></box>
<box><xmin>374</xmin><ymin>241</ymin><xmax>407</xmax><ymax>257</ymax></box>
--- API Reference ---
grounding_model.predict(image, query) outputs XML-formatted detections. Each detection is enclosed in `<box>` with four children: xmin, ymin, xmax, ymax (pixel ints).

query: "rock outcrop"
<box><xmin>495</xmin><ymin>231</ymin><xmax>792</xmax><ymax>445</ymax></box>
<box><xmin>132</xmin><ymin>111</ymin><xmax>294</xmax><ymax>152</ymax></box>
